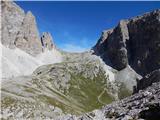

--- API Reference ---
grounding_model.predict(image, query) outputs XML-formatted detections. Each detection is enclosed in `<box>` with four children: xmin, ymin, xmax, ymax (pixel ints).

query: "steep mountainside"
<box><xmin>1</xmin><ymin>1</ymin><xmax>160</xmax><ymax>120</ymax></box>
<box><xmin>1</xmin><ymin>1</ymin><xmax>62</xmax><ymax>78</ymax></box>
<box><xmin>93</xmin><ymin>9</ymin><xmax>160</xmax><ymax>76</ymax></box>
<box><xmin>2</xmin><ymin>1</ymin><xmax>57</xmax><ymax>55</ymax></box>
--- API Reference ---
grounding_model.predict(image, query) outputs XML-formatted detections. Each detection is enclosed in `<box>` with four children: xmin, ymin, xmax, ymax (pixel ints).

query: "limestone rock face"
<box><xmin>1</xmin><ymin>1</ymin><xmax>62</xmax><ymax>79</ymax></box>
<box><xmin>14</xmin><ymin>11</ymin><xmax>43</xmax><ymax>56</ymax></box>
<box><xmin>1</xmin><ymin>1</ymin><xmax>25</xmax><ymax>48</ymax></box>
<box><xmin>41</xmin><ymin>32</ymin><xmax>55</xmax><ymax>51</ymax></box>
<box><xmin>94</xmin><ymin>20</ymin><xmax>129</xmax><ymax>70</ymax></box>
<box><xmin>94</xmin><ymin>9</ymin><xmax>160</xmax><ymax>75</ymax></box>
<box><xmin>1</xmin><ymin>1</ymin><xmax>58</xmax><ymax>56</ymax></box>
<box><xmin>107</xmin><ymin>20</ymin><xmax>129</xmax><ymax>70</ymax></box>
<box><xmin>127</xmin><ymin>10</ymin><xmax>160</xmax><ymax>75</ymax></box>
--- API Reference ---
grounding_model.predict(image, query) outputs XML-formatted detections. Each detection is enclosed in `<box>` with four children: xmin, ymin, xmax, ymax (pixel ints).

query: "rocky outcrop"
<box><xmin>14</xmin><ymin>11</ymin><xmax>43</xmax><ymax>56</ymax></box>
<box><xmin>94</xmin><ymin>9</ymin><xmax>160</xmax><ymax>75</ymax></box>
<box><xmin>41</xmin><ymin>32</ymin><xmax>55</xmax><ymax>51</ymax></box>
<box><xmin>1</xmin><ymin>1</ymin><xmax>62</xmax><ymax>78</ymax></box>
<box><xmin>1</xmin><ymin>1</ymin><xmax>56</xmax><ymax>56</ymax></box>
<box><xmin>64</xmin><ymin>81</ymin><xmax>160</xmax><ymax>120</ymax></box>
<box><xmin>134</xmin><ymin>69</ymin><xmax>160</xmax><ymax>93</ymax></box>
<box><xmin>1</xmin><ymin>1</ymin><xmax>25</xmax><ymax>49</ymax></box>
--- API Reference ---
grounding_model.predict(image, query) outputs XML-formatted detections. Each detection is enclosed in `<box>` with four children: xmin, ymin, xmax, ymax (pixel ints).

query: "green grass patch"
<box><xmin>67</xmin><ymin>70</ymin><xmax>114</xmax><ymax>112</ymax></box>
<box><xmin>2</xmin><ymin>97</ymin><xmax>16</xmax><ymax>108</ymax></box>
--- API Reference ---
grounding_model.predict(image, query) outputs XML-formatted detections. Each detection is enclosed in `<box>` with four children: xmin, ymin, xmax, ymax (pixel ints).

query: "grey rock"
<box><xmin>94</xmin><ymin>20</ymin><xmax>129</xmax><ymax>70</ymax></box>
<box><xmin>1</xmin><ymin>1</ymin><xmax>58</xmax><ymax>56</ymax></box>
<box><xmin>14</xmin><ymin>11</ymin><xmax>43</xmax><ymax>56</ymax></box>
<box><xmin>93</xmin><ymin>9</ymin><xmax>160</xmax><ymax>75</ymax></box>
<box><xmin>121</xmin><ymin>115</ymin><xmax>133</xmax><ymax>120</ymax></box>
<box><xmin>41</xmin><ymin>32</ymin><xmax>56</xmax><ymax>51</ymax></box>
<box><xmin>134</xmin><ymin>69</ymin><xmax>160</xmax><ymax>93</ymax></box>
<box><xmin>75</xmin><ymin>81</ymin><xmax>160</xmax><ymax>120</ymax></box>
<box><xmin>1</xmin><ymin>1</ymin><xmax>25</xmax><ymax>48</ymax></box>
<box><xmin>127</xmin><ymin>9</ymin><xmax>160</xmax><ymax>75</ymax></box>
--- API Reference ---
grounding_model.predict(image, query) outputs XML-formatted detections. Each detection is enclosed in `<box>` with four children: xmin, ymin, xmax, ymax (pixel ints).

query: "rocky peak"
<box><xmin>14</xmin><ymin>10</ymin><xmax>43</xmax><ymax>56</ymax></box>
<box><xmin>41</xmin><ymin>32</ymin><xmax>56</xmax><ymax>51</ymax></box>
<box><xmin>93</xmin><ymin>9</ymin><xmax>160</xmax><ymax>75</ymax></box>
<box><xmin>1</xmin><ymin>1</ymin><xmax>25</xmax><ymax>48</ymax></box>
<box><xmin>1</xmin><ymin>1</ymin><xmax>57</xmax><ymax>56</ymax></box>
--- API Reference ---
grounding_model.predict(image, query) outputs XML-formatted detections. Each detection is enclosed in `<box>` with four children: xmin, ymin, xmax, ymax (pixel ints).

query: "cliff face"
<box><xmin>1</xmin><ymin>1</ymin><xmax>25</xmax><ymax>48</ymax></box>
<box><xmin>94</xmin><ymin>9</ymin><xmax>160</xmax><ymax>76</ymax></box>
<box><xmin>1</xmin><ymin>1</ymin><xmax>55</xmax><ymax>56</ymax></box>
<box><xmin>1</xmin><ymin>1</ymin><xmax>62</xmax><ymax>78</ymax></box>
<box><xmin>14</xmin><ymin>11</ymin><xmax>43</xmax><ymax>56</ymax></box>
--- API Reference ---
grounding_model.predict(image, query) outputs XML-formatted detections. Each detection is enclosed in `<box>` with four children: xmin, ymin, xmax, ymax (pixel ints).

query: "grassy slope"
<box><xmin>30</xmin><ymin>61</ymin><xmax>115</xmax><ymax>115</ymax></box>
<box><xmin>1</xmin><ymin>53</ymin><xmax>132</xmax><ymax>118</ymax></box>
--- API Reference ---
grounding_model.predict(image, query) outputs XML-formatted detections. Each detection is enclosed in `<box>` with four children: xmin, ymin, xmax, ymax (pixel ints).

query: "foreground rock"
<box><xmin>94</xmin><ymin>9</ymin><xmax>160</xmax><ymax>76</ymax></box>
<box><xmin>134</xmin><ymin>69</ymin><xmax>160</xmax><ymax>93</ymax></box>
<box><xmin>64</xmin><ymin>81</ymin><xmax>160</xmax><ymax>120</ymax></box>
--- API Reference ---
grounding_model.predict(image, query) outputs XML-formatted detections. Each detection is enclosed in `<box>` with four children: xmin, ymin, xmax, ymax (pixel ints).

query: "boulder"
<box><xmin>134</xmin><ymin>69</ymin><xmax>160</xmax><ymax>93</ymax></box>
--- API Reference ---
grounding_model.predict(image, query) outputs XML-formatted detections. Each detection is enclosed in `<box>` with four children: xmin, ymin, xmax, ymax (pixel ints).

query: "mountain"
<box><xmin>93</xmin><ymin>9</ymin><xmax>160</xmax><ymax>76</ymax></box>
<box><xmin>1</xmin><ymin>1</ymin><xmax>62</xmax><ymax>78</ymax></box>
<box><xmin>1</xmin><ymin>1</ymin><xmax>160</xmax><ymax>120</ymax></box>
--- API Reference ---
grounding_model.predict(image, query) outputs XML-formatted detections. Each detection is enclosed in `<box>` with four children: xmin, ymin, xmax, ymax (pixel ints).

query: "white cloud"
<box><xmin>62</xmin><ymin>44</ymin><xmax>89</xmax><ymax>53</ymax></box>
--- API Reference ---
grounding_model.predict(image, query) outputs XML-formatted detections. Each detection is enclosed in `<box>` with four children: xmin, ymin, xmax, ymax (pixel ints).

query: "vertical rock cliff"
<box><xmin>14</xmin><ymin>11</ymin><xmax>43</xmax><ymax>56</ymax></box>
<box><xmin>1</xmin><ymin>1</ymin><xmax>62</xmax><ymax>78</ymax></box>
<box><xmin>94</xmin><ymin>9</ymin><xmax>160</xmax><ymax>76</ymax></box>
<box><xmin>1</xmin><ymin>1</ymin><xmax>58</xmax><ymax>56</ymax></box>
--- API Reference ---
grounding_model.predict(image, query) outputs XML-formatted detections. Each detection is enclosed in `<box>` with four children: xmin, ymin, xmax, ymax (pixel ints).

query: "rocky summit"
<box><xmin>1</xmin><ymin>1</ymin><xmax>160</xmax><ymax>120</ymax></box>
<box><xmin>1</xmin><ymin>1</ymin><xmax>56</xmax><ymax>56</ymax></box>
<box><xmin>1</xmin><ymin>1</ymin><xmax>62</xmax><ymax>78</ymax></box>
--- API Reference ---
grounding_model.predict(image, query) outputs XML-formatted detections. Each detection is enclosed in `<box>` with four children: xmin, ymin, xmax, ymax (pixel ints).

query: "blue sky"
<box><xmin>16</xmin><ymin>1</ymin><xmax>160</xmax><ymax>52</ymax></box>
